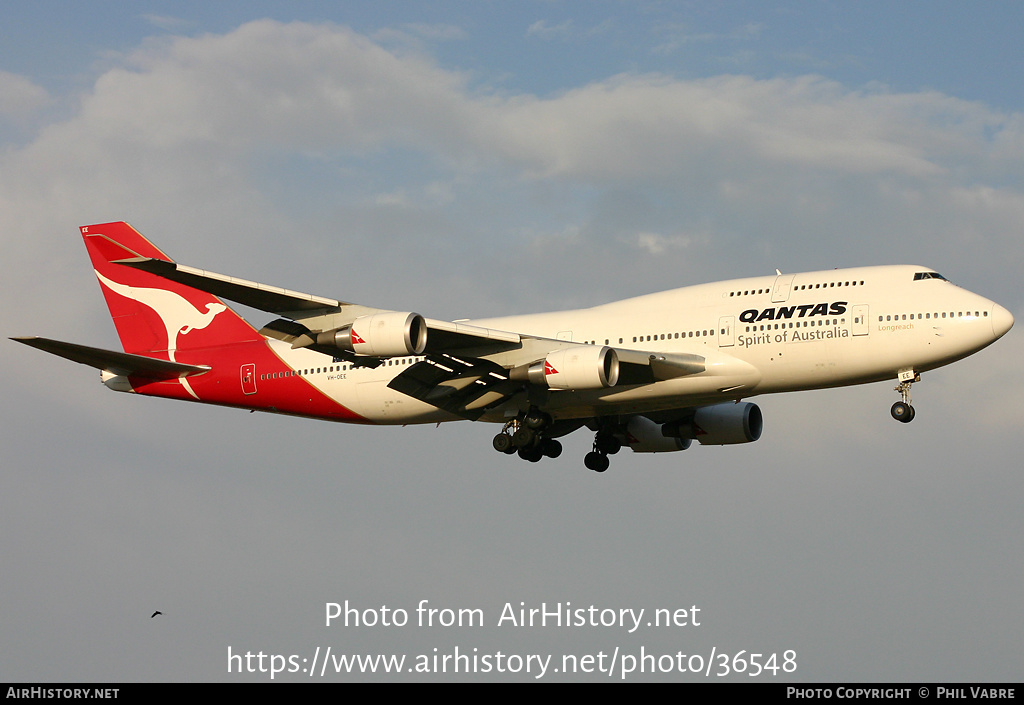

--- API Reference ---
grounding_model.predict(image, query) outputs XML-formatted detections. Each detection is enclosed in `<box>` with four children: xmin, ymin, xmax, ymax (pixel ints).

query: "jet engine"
<box><xmin>662</xmin><ymin>402</ymin><xmax>763</xmax><ymax>445</ymax></box>
<box><xmin>624</xmin><ymin>415</ymin><xmax>691</xmax><ymax>453</ymax></box>
<box><xmin>318</xmin><ymin>312</ymin><xmax>427</xmax><ymax>357</ymax></box>
<box><xmin>511</xmin><ymin>345</ymin><xmax>620</xmax><ymax>390</ymax></box>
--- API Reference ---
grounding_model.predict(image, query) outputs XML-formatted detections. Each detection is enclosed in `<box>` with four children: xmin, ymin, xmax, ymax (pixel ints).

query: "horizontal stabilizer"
<box><xmin>11</xmin><ymin>337</ymin><xmax>210</xmax><ymax>380</ymax></box>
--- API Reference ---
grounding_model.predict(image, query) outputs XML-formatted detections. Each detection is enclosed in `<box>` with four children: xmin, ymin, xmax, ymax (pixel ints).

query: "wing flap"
<box><xmin>388</xmin><ymin>354</ymin><xmax>519</xmax><ymax>420</ymax></box>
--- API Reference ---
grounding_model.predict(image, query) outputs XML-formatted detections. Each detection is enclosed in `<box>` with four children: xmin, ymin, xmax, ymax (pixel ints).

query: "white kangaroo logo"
<box><xmin>95</xmin><ymin>271</ymin><xmax>227</xmax><ymax>399</ymax></box>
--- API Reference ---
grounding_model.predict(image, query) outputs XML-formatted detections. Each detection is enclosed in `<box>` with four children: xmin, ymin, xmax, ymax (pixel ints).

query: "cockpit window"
<box><xmin>914</xmin><ymin>272</ymin><xmax>948</xmax><ymax>281</ymax></box>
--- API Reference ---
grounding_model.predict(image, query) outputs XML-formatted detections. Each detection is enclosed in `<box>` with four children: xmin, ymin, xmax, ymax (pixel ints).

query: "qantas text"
<box><xmin>739</xmin><ymin>302</ymin><xmax>847</xmax><ymax>323</ymax></box>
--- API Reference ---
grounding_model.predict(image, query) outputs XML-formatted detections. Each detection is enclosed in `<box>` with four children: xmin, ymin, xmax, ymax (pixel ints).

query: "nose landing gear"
<box><xmin>890</xmin><ymin>372</ymin><xmax>920</xmax><ymax>423</ymax></box>
<box><xmin>890</xmin><ymin>400</ymin><xmax>915</xmax><ymax>423</ymax></box>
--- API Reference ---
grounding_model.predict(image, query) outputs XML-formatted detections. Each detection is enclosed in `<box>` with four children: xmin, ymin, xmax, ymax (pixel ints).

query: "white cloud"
<box><xmin>371</xmin><ymin>22</ymin><xmax>468</xmax><ymax>55</ymax></box>
<box><xmin>2</xmin><ymin>19</ymin><xmax>1023</xmax><ymax>336</ymax></box>
<box><xmin>8</xmin><ymin>20</ymin><xmax>1017</xmax><ymax>189</ymax></box>
<box><xmin>632</xmin><ymin>231</ymin><xmax>693</xmax><ymax>255</ymax></box>
<box><xmin>526</xmin><ymin>19</ymin><xmax>574</xmax><ymax>40</ymax></box>
<box><xmin>0</xmin><ymin>70</ymin><xmax>50</xmax><ymax>118</ymax></box>
<box><xmin>652</xmin><ymin>21</ymin><xmax>765</xmax><ymax>56</ymax></box>
<box><xmin>140</xmin><ymin>14</ymin><xmax>194</xmax><ymax>32</ymax></box>
<box><xmin>525</xmin><ymin>18</ymin><xmax>614</xmax><ymax>42</ymax></box>
<box><xmin>401</xmin><ymin>23</ymin><xmax>468</xmax><ymax>42</ymax></box>
<box><xmin>481</xmin><ymin>74</ymin><xmax>1009</xmax><ymax>181</ymax></box>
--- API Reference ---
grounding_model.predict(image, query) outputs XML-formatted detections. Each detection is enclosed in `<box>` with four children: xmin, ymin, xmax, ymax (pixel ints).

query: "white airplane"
<box><xmin>13</xmin><ymin>222</ymin><xmax>1014</xmax><ymax>471</ymax></box>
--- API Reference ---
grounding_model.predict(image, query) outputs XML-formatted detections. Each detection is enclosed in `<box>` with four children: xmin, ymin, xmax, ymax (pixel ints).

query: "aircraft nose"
<box><xmin>991</xmin><ymin>303</ymin><xmax>1014</xmax><ymax>339</ymax></box>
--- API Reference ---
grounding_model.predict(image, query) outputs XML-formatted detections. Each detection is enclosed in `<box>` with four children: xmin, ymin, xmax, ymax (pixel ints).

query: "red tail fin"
<box><xmin>81</xmin><ymin>222</ymin><xmax>262</xmax><ymax>358</ymax></box>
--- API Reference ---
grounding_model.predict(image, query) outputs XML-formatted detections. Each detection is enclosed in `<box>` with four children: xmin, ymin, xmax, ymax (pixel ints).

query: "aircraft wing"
<box><xmin>113</xmin><ymin>256</ymin><xmax>355</xmax><ymax>314</ymax></box>
<box><xmin>11</xmin><ymin>337</ymin><xmax>211</xmax><ymax>379</ymax></box>
<box><xmin>387</xmin><ymin>353</ymin><xmax>521</xmax><ymax>421</ymax></box>
<box><xmin>387</xmin><ymin>348</ymin><xmax>708</xmax><ymax>419</ymax></box>
<box><xmin>113</xmin><ymin>256</ymin><xmax>523</xmax><ymax>355</ymax></box>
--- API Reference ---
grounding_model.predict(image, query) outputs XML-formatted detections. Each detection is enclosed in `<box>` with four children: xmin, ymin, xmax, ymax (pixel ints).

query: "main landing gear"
<box><xmin>583</xmin><ymin>431</ymin><xmax>620</xmax><ymax>473</ymax></box>
<box><xmin>491</xmin><ymin>410</ymin><xmax>623</xmax><ymax>472</ymax></box>
<box><xmin>890</xmin><ymin>374</ymin><xmax>920</xmax><ymax>423</ymax></box>
<box><xmin>491</xmin><ymin>410</ymin><xmax>562</xmax><ymax>463</ymax></box>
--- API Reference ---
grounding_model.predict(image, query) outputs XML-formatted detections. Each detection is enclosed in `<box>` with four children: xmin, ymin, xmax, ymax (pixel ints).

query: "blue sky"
<box><xmin>5</xmin><ymin>1</ymin><xmax>1024</xmax><ymax>107</ymax></box>
<box><xmin>2</xmin><ymin>1</ymin><xmax>1022</xmax><ymax>682</ymax></box>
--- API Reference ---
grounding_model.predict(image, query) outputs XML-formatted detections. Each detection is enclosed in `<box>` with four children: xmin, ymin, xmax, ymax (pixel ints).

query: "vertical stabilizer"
<box><xmin>81</xmin><ymin>222</ymin><xmax>262</xmax><ymax>359</ymax></box>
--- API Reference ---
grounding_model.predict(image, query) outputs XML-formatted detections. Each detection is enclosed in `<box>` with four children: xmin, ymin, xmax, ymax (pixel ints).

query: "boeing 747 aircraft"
<box><xmin>13</xmin><ymin>222</ymin><xmax>1014</xmax><ymax>471</ymax></box>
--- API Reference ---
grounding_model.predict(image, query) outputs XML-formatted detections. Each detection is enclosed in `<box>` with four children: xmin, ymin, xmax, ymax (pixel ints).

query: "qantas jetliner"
<box><xmin>14</xmin><ymin>222</ymin><xmax>1014</xmax><ymax>471</ymax></box>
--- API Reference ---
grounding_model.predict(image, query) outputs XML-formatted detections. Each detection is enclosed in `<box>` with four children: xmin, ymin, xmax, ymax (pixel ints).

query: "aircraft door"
<box><xmin>772</xmin><ymin>274</ymin><xmax>795</xmax><ymax>302</ymax></box>
<box><xmin>718</xmin><ymin>316</ymin><xmax>735</xmax><ymax>347</ymax></box>
<box><xmin>240</xmin><ymin>363</ymin><xmax>257</xmax><ymax>395</ymax></box>
<box><xmin>852</xmin><ymin>305</ymin><xmax>869</xmax><ymax>336</ymax></box>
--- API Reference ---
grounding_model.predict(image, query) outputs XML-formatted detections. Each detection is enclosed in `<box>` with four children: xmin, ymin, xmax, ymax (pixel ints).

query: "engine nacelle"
<box><xmin>100</xmin><ymin>370</ymin><xmax>134</xmax><ymax>393</ymax></box>
<box><xmin>663</xmin><ymin>402</ymin><xmax>763</xmax><ymax>445</ymax></box>
<box><xmin>320</xmin><ymin>312</ymin><xmax>427</xmax><ymax>357</ymax></box>
<box><xmin>512</xmin><ymin>345</ymin><xmax>619</xmax><ymax>390</ymax></box>
<box><xmin>624</xmin><ymin>415</ymin><xmax>691</xmax><ymax>453</ymax></box>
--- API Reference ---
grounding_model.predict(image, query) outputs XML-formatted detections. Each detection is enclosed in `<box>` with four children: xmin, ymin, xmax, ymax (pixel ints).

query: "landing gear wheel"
<box><xmin>512</xmin><ymin>427</ymin><xmax>537</xmax><ymax>448</ymax></box>
<box><xmin>518</xmin><ymin>447</ymin><xmax>543</xmax><ymax>462</ymax></box>
<box><xmin>890</xmin><ymin>401</ymin><xmax>915</xmax><ymax>423</ymax></box>
<box><xmin>541</xmin><ymin>439</ymin><xmax>562</xmax><ymax>459</ymax></box>
<box><xmin>584</xmin><ymin>451</ymin><xmax>609</xmax><ymax>473</ymax></box>
<box><xmin>492</xmin><ymin>433</ymin><xmax>513</xmax><ymax>453</ymax></box>
<box><xmin>594</xmin><ymin>432</ymin><xmax>621</xmax><ymax>455</ymax></box>
<box><xmin>892</xmin><ymin>377</ymin><xmax>918</xmax><ymax>424</ymax></box>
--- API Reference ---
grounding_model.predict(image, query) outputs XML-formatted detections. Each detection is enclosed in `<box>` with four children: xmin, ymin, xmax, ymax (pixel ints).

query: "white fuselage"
<box><xmin>262</xmin><ymin>265</ymin><xmax>1012</xmax><ymax>424</ymax></box>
